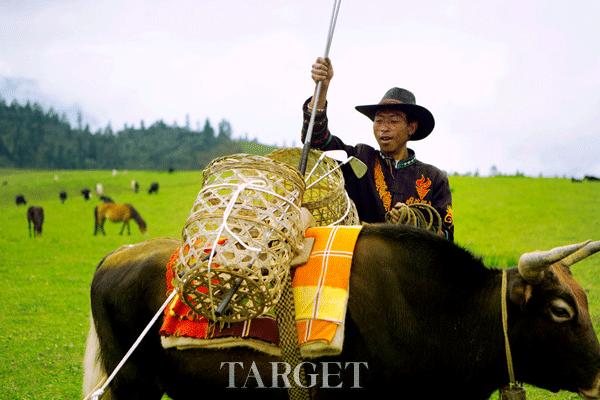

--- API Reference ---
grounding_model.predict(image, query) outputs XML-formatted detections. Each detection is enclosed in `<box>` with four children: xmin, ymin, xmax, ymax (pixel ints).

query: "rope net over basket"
<box><xmin>173</xmin><ymin>154</ymin><xmax>306</xmax><ymax>323</ymax></box>
<box><xmin>268</xmin><ymin>148</ymin><xmax>359</xmax><ymax>226</ymax></box>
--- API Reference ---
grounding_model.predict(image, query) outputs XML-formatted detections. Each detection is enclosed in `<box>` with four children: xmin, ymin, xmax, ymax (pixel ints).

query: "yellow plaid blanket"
<box><xmin>292</xmin><ymin>225</ymin><xmax>362</xmax><ymax>356</ymax></box>
<box><xmin>161</xmin><ymin>225</ymin><xmax>363</xmax><ymax>358</ymax></box>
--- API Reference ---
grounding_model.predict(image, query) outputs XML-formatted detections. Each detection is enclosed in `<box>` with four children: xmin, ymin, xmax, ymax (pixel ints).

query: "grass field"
<box><xmin>0</xmin><ymin>168</ymin><xmax>599</xmax><ymax>400</ymax></box>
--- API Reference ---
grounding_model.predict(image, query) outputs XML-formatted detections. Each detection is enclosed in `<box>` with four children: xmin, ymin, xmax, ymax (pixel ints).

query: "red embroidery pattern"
<box><xmin>415</xmin><ymin>175</ymin><xmax>432</xmax><ymax>200</ymax></box>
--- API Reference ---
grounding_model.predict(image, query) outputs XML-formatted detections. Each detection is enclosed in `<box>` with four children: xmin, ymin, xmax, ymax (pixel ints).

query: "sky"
<box><xmin>1</xmin><ymin>0</ymin><xmax>600</xmax><ymax>177</ymax></box>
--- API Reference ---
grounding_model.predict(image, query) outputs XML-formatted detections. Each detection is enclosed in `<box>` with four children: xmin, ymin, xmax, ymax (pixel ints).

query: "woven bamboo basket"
<box><xmin>173</xmin><ymin>154</ymin><xmax>306</xmax><ymax>323</ymax></box>
<box><xmin>268</xmin><ymin>148</ymin><xmax>359</xmax><ymax>226</ymax></box>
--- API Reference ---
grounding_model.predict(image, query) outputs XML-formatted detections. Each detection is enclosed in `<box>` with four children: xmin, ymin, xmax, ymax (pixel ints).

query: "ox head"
<box><xmin>508</xmin><ymin>240</ymin><xmax>600</xmax><ymax>398</ymax></box>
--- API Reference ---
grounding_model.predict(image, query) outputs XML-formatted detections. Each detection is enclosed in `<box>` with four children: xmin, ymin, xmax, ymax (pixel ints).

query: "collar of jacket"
<box><xmin>379</xmin><ymin>148</ymin><xmax>417</xmax><ymax>170</ymax></box>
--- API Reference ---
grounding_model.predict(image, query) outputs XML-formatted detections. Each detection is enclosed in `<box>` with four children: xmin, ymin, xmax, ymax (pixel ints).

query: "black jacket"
<box><xmin>301</xmin><ymin>98</ymin><xmax>454</xmax><ymax>241</ymax></box>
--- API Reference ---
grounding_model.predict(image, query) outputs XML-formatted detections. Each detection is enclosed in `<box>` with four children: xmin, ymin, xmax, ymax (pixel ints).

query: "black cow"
<box><xmin>584</xmin><ymin>175</ymin><xmax>600</xmax><ymax>182</ymax></box>
<box><xmin>81</xmin><ymin>188</ymin><xmax>91</xmax><ymax>200</ymax></box>
<box><xmin>59</xmin><ymin>191</ymin><xmax>67</xmax><ymax>203</ymax></box>
<box><xmin>148</xmin><ymin>182</ymin><xmax>159</xmax><ymax>194</ymax></box>
<box><xmin>83</xmin><ymin>225</ymin><xmax>600</xmax><ymax>400</ymax></box>
<box><xmin>15</xmin><ymin>194</ymin><xmax>27</xmax><ymax>206</ymax></box>
<box><xmin>27</xmin><ymin>206</ymin><xmax>44</xmax><ymax>237</ymax></box>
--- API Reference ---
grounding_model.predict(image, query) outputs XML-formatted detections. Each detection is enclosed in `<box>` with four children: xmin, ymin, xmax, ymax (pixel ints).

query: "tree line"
<box><xmin>0</xmin><ymin>98</ymin><xmax>251</xmax><ymax>170</ymax></box>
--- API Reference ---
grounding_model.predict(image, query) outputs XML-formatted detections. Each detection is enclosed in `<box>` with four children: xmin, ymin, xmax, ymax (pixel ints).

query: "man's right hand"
<box><xmin>311</xmin><ymin>57</ymin><xmax>334</xmax><ymax>87</ymax></box>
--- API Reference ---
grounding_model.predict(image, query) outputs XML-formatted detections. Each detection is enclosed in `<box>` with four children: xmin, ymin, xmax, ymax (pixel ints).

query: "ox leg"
<box><xmin>28</xmin><ymin>219</ymin><xmax>32</xmax><ymax>238</ymax></box>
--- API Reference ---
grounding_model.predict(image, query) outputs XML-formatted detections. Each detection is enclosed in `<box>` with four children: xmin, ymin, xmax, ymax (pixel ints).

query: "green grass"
<box><xmin>0</xmin><ymin>170</ymin><xmax>599</xmax><ymax>399</ymax></box>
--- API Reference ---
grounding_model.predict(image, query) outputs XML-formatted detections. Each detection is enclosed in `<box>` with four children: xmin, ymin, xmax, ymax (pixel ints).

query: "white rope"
<box><xmin>204</xmin><ymin>180</ymin><xmax>265</xmax><ymax>319</ymax></box>
<box><xmin>86</xmin><ymin>289</ymin><xmax>178</xmax><ymax>400</ymax></box>
<box><xmin>198</xmin><ymin>181</ymin><xmax>303</xmax><ymax>217</ymax></box>
<box><xmin>304</xmin><ymin>153</ymin><xmax>328</xmax><ymax>183</ymax></box>
<box><xmin>328</xmin><ymin>191</ymin><xmax>352</xmax><ymax>226</ymax></box>
<box><xmin>305</xmin><ymin>161</ymin><xmax>345</xmax><ymax>190</ymax></box>
<box><xmin>198</xmin><ymin>180</ymin><xmax>304</xmax><ymax>319</ymax></box>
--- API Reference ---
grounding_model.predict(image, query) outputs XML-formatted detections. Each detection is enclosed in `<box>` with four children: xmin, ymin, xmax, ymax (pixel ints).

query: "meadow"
<box><xmin>0</xmin><ymin>167</ymin><xmax>598</xmax><ymax>400</ymax></box>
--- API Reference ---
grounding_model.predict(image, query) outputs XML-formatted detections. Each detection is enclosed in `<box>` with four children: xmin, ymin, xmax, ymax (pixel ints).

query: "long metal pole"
<box><xmin>298</xmin><ymin>0</ymin><xmax>342</xmax><ymax>175</ymax></box>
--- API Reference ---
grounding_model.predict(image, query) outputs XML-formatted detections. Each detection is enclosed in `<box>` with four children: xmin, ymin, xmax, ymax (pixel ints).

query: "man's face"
<box><xmin>373</xmin><ymin>110</ymin><xmax>417</xmax><ymax>158</ymax></box>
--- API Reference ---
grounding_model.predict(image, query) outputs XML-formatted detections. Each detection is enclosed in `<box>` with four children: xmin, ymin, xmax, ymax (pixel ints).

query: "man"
<box><xmin>301</xmin><ymin>57</ymin><xmax>454</xmax><ymax>241</ymax></box>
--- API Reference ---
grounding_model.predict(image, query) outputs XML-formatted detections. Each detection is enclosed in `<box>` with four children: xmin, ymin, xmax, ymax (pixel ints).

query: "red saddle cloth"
<box><xmin>159</xmin><ymin>225</ymin><xmax>363</xmax><ymax>357</ymax></box>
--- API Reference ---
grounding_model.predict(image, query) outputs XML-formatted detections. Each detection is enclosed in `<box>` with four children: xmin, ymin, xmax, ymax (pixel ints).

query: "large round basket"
<box><xmin>173</xmin><ymin>153</ymin><xmax>306</xmax><ymax>323</ymax></box>
<box><xmin>268</xmin><ymin>148</ymin><xmax>359</xmax><ymax>226</ymax></box>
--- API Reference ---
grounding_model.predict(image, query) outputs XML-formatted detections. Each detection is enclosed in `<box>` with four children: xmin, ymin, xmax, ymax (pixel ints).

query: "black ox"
<box><xmin>15</xmin><ymin>194</ymin><xmax>27</xmax><ymax>206</ymax></box>
<box><xmin>83</xmin><ymin>225</ymin><xmax>600</xmax><ymax>400</ymax></box>
<box><xmin>148</xmin><ymin>182</ymin><xmax>159</xmax><ymax>194</ymax></box>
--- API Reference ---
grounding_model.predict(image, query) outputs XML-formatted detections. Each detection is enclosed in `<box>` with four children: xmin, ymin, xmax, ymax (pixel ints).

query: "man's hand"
<box><xmin>386</xmin><ymin>202</ymin><xmax>407</xmax><ymax>224</ymax></box>
<box><xmin>311</xmin><ymin>57</ymin><xmax>334</xmax><ymax>87</ymax></box>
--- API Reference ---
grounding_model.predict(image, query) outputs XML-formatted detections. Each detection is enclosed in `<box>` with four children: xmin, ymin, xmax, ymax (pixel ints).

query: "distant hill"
<box><xmin>0</xmin><ymin>97</ymin><xmax>280</xmax><ymax>170</ymax></box>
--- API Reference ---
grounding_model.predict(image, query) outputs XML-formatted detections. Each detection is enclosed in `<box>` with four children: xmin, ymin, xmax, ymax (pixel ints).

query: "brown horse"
<box><xmin>94</xmin><ymin>203</ymin><xmax>147</xmax><ymax>236</ymax></box>
<box><xmin>27</xmin><ymin>206</ymin><xmax>44</xmax><ymax>237</ymax></box>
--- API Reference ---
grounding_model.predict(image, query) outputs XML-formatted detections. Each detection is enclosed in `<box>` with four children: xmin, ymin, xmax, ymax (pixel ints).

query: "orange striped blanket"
<box><xmin>160</xmin><ymin>225</ymin><xmax>363</xmax><ymax>358</ymax></box>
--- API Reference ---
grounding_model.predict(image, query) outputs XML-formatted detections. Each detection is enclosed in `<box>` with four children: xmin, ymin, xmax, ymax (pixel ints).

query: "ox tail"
<box><xmin>82</xmin><ymin>315</ymin><xmax>109</xmax><ymax>399</ymax></box>
<box><xmin>127</xmin><ymin>204</ymin><xmax>147</xmax><ymax>234</ymax></box>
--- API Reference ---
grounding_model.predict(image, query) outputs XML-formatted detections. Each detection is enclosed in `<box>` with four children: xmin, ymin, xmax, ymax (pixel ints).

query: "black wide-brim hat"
<box><xmin>355</xmin><ymin>87</ymin><xmax>435</xmax><ymax>141</ymax></box>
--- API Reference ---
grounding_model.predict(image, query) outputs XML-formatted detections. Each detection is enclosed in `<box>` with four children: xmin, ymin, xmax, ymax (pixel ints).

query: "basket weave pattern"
<box><xmin>268</xmin><ymin>148</ymin><xmax>359</xmax><ymax>226</ymax></box>
<box><xmin>174</xmin><ymin>154</ymin><xmax>305</xmax><ymax>323</ymax></box>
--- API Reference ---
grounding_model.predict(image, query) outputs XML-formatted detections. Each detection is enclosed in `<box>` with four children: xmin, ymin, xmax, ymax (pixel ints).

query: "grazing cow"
<box><xmin>27</xmin><ymin>206</ymin><xmax>44</xmax><ymax>237</ymax></box>
<box><xmin>96</xmin><ymin>183</ymin><xmax>104</xmax><ymax>196</ymax></box>
<box><xmin>131</xmin><ymin>180</ymin><xmax>139</xmax><ymax>193</ymax></box>
<box><xmin>59</xmin><ymin>191</ymin><xmax>67</xmax><ymax>203</ymax></box>
<box><xmin>15</xmin><ymin>194</ymin><xmax>27</xmax><ymax>206</ymax></box>
<box><xmin>99</xmin><ymin>196</ymin><xmax>114</xmax><ymax>203</ymax></box>
<box><xmin>94</xmin><ymin>203</ymin><xmax>147</xmax><ymax>236</ymax></box>
<box><xmin>81</xmin><ymin>188</ymin><xmax>91</xmax><ymax>201</ymax></box>
<box><xmin>571</xmin><ymin>177</ymin><xmax>583</xmax><ymax>183</ymax></box>
<box><xmin>83</xmin><ymin>225</ymin><xmax>600</xmax><ymax>400</ymax></box>
<box><xmin>148</xmin><ymin>182</ymin><xmax>159</xmax><ymax>194</ymax></box>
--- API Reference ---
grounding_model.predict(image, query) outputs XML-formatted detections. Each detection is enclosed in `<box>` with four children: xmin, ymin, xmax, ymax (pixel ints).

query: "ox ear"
<box><xmin>509</xmin><ymin>274</ymin><xmax>533</xmax><ymax>309</ymax></box>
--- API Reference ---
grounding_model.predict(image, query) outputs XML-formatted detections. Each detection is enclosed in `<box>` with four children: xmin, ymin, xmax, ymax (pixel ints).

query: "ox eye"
<box><xmin>548</xmin><ymin>299</ymin><xmax>574</xmax><ymax>322</ymax></box>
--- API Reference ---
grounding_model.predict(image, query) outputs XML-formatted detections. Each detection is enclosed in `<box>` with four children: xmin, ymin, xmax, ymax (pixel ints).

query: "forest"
<box><xmin>0</xmin><ymin>97</ymin><xmax>257</xmax><ymax>170</ymax></box>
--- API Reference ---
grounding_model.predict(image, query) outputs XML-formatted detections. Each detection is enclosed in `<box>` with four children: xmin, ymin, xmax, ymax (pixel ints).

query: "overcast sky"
<box><xmin>1</xmin><ymin>0</ymin><xmax>599</xmax><ymax>176</ymax></box>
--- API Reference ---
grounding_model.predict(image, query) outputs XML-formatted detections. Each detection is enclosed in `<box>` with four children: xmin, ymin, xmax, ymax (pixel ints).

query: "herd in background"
<box><xmin>11</xmin><ymin>173</ymin><xmax>600</xmax><ymax>239</ymax></box>
<box><xmin>13</xmin><ymin>179</ymin><xmax>160</xmax><ymax>238</ymax></box>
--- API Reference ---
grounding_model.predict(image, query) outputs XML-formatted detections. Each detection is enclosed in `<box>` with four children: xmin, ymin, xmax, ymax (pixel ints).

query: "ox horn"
<box><xmin>518</xmin><ymin>241</ymin><xmax>590</xmax><ymax>284</ymax></box>
<box><xmin>557</xmin><ymin>240</ymin><xmax>600</xmax><ymax>268</ymax></box>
